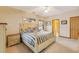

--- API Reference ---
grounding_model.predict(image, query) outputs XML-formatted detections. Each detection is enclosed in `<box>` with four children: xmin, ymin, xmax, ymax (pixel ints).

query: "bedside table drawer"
<box><xmin>7</xmin><ymin>33</ymin><xmax>20</xmax><ymax>47</ymax></box>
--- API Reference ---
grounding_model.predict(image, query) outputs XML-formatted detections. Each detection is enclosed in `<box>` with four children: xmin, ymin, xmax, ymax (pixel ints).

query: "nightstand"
<box><xmin>7</xmin><ymin>33</ymin><xmax>20</xmax><ymax>47</ymax></box>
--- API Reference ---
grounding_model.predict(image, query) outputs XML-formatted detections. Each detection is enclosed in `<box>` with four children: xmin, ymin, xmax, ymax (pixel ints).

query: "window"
<box><xmin>38</xmin><ymin>20</ymin><xmax>43</xmax><ymax>30</ymax></box>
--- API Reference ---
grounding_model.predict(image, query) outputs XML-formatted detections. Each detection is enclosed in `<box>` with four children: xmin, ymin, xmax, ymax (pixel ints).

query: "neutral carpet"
<box><xmin>56</xmin><ymin>37</ymin><xmax>79</xmax><ymax>52</ymax></box>
<box><xmin>6</xmin><ymin>42</ymin><xmax>76</xmax><ymax>53</ymax></box>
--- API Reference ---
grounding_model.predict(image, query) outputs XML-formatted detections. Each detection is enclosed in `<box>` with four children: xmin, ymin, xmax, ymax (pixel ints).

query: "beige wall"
<box><xmin>0</xmin><ymin>7</ymin><xmax>30</xmax><ymax>35</ymax></box>
<box><xmin>0</xmin><ymin>7</ymin><xmax>41</xmax><ymax>35</ymax></box>
<box><xmin>0</xmin><ymin>14</ymin><xmax>22</xmax><ymax>35</ymax></box>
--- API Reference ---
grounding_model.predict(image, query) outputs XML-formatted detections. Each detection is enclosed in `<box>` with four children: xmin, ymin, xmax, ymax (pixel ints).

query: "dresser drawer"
<box><xmin>7</xmin><ymin>34</ymin><xmax>20</xmax><ymax>47</ymax></box>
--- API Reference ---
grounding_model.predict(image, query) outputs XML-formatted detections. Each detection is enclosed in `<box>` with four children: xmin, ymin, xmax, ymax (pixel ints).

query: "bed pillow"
<box><xmin>25</xmin><ymin>29</ymin><xmax>33</xmax><ymax>33</ymax></box>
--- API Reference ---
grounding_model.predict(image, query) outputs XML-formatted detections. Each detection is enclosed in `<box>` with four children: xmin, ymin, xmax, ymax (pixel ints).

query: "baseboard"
<box><xmin>59</xmin><ymin>35</ymin><xmax>70</xmax><ymax>39</ymax></box>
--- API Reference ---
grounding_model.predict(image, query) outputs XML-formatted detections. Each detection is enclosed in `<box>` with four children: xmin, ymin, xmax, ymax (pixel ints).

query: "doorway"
<box><xmin>52</xmin><ymin>19</ymin><xmax>60</xmax><ymax>37</ymax></box>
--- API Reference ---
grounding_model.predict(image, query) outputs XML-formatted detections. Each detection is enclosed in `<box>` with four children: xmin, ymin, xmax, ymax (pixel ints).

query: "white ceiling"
<box><xmin>10</xmin><ymin>6</ymin><xmax>79</xmax><ymax>16</ymax></box>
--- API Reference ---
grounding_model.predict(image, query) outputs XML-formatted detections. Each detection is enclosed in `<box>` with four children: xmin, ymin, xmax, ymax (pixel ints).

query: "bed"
<box><xmin>21</xmin><ymin>30</ymin><xmax>55</xmax><ymax>53</ymax></box>
<box><xmin>20</xmin><ymin>23</ymin><xmax>55</xmax><ymax>53</ymax></box>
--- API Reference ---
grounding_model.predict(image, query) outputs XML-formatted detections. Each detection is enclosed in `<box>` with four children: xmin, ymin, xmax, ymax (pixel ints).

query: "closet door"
<box><xmin>70</xmin><ymin>16</ymin><xmax>79</xmax><ymax>39</ymax></box>
<box><xmin>70</xmin><ymin>17</ymin><xmax>74</xmax><ymax>39</ymax></box>
<box><xmin>76</xmin><ymin>17</ymin><xmax>79</xmax><ymax>38</ymax></box>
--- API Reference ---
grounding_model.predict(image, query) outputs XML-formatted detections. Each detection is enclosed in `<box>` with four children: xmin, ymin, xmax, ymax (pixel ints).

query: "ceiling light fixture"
<box><xmin>44</xmin><ymin>6</ymin><xmax>48</xmax><ymax>13</ymax></box>
<box><xmin>44</xmin><ymin>10</ymin><xmax>48</xmax><ymax>13</ymax></box>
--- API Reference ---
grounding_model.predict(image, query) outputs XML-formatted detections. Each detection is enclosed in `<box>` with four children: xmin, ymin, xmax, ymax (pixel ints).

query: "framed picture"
<box><xmin>61</xmin><ymin>20</ymin><xmax>67</xmax><ymax>24</ymax></box>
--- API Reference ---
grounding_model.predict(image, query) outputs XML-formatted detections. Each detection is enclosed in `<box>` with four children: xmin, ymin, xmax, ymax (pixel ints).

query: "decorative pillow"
<box><xmin>24</xmin><ymin>28</ymin><xmax>33</xmax><ymax>33</ymax></box>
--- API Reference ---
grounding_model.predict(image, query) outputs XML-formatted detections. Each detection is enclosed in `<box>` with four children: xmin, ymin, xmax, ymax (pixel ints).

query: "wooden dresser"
<box><xmin>0</xmin><ymin>23</ymin><xmax>7</xmax><ymax>53</ymax></box>
<box><xmin>7</xmin><ymin>33</ymin><xmax>20</xmax><ymax>47</ymax></box>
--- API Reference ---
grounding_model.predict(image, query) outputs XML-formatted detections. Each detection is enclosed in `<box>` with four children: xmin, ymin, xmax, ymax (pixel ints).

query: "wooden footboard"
<box><xmin>22</xmin><ymin>36</ymin><xmax>55</xmax><ymax>53</ymax></box>
<box><xmin>35</xmin><ymin>37</ymin><xmax>55</xmax><ymax>53</ymax></box>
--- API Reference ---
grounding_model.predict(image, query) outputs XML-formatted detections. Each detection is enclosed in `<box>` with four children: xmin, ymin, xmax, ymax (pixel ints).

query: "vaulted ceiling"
<box><xmin>10</xmin><ymin>6</ymin><xmax>79</xmax><ymax>17</ymax></box>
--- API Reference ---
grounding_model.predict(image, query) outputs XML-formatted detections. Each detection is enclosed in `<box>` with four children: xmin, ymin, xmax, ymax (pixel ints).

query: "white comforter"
<box><xmin>21</xmin><ymin>30</ymin><xmax>52</xmax><ymax>47</ymax></box>
<box><xmin>21</xmin><ymin>32</ymin><xmax>36</xmax><ymax>47</ymax></box>
<box><xmin>36</xmin><ymin>30</ymin><xmax>52</xmax><ymax>44</ymax></box>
